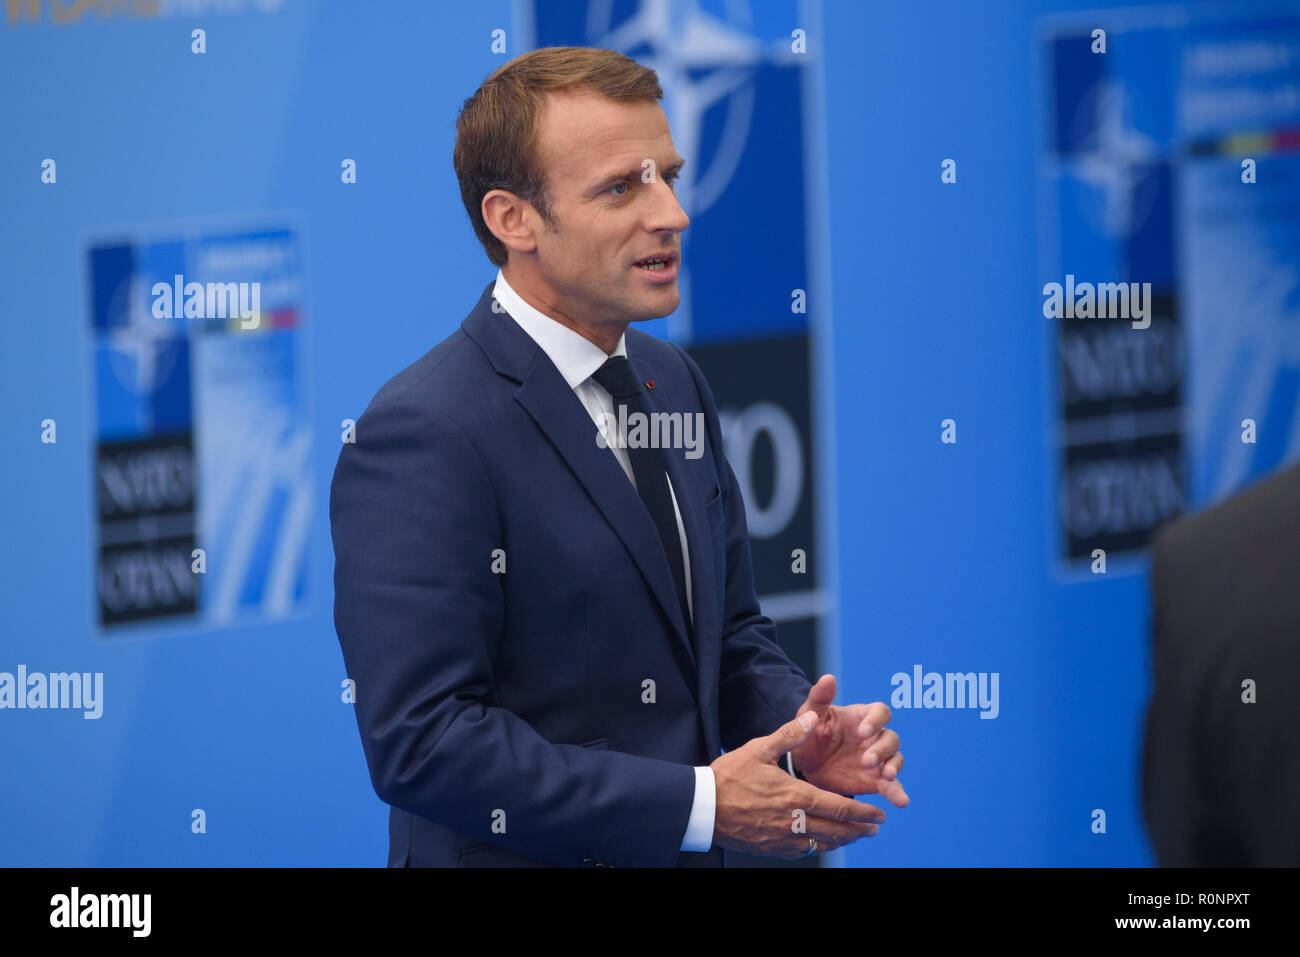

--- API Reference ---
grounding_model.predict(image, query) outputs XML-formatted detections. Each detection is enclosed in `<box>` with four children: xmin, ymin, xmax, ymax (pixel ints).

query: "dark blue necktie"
<box><xmin>591</xmin><ymin>356</ymin><xmax>692</xmax><ymax>638</ymax></box>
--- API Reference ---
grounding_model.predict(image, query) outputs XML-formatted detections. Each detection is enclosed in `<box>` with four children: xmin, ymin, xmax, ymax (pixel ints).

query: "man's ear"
<box><xmin>482</xmin><ymin>189</ymin><xmax>539</xmax><ymax>257</ymax></box>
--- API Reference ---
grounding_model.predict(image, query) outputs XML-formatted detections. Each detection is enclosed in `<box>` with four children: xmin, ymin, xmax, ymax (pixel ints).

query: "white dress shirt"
<box><xmin>492</xmin><ymin>268</ymin><xmax>715</xmax><ymax>854</ymax></box>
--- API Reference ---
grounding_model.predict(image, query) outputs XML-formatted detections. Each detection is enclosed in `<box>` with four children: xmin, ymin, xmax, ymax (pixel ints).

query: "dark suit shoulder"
<box><xmin>1152</xmin><ymin>461</ymin><xmax>1300</xmax><ymax>601</ymax></box>
<box><xmin>366</xmin><ymin>328</ymin><xmax>488</xmax><ymax>413</ymax></box>
<box><xmin>1156</xmin><ymin>460</ymin><xmax>1300</xmax><ymax>554</ymax></box>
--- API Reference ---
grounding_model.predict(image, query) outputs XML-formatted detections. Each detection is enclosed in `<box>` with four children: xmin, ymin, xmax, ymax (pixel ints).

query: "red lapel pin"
<box><xmin>645</xmin><ymin>380</ymin><xmax>655</xmax><ymax>390</ymax></box>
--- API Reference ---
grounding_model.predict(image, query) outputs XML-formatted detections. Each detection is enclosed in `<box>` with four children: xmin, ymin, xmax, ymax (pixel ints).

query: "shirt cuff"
<box><xmin>679</xmin><ymin>765</ymin><xmax>716</xmax><ymax>852</ymax></box>
<box><xmin>785</xmin><ymin>751</ymin><xmax>805</xmax><ymax>779</ymax></box>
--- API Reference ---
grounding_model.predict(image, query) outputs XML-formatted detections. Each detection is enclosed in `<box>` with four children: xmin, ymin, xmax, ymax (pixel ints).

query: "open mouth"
<box><xmin>633</xmin><ymin>254</ymin><xmax>677</xmax><ymax>272</ymax></box>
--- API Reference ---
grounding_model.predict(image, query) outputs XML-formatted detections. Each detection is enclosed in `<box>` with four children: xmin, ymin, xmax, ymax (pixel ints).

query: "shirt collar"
<box><xmin>493</xmin><ymin>267</ymin><xmax>626</xmax><ymax>391</ymax></box>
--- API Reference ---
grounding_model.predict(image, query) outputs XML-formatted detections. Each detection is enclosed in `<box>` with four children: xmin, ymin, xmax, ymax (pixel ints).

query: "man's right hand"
<box><xmin>710</xmin><ymin>711</ymin><xmax>887</xmax><ymax>858</ymax></box>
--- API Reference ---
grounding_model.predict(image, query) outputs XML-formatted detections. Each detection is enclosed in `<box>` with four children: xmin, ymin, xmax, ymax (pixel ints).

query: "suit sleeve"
<box><xmin>330</xmin><ymin>398</ymin><xmax>696</xmax><ymax>867</ymax></box>
<box><xmin>673</xmin><ymin>346</ymin><xmax>813</xmax><ymax>750</ymax></box>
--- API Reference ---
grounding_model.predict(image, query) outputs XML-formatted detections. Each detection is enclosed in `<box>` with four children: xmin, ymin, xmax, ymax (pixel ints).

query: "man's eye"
<box><xmin>608</xmin><ymin>172</ymin><xmax>678</xmax><ymax>196</ymax></box>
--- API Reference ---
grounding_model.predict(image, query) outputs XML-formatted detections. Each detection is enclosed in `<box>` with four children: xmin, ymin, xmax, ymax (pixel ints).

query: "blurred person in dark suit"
<box><xmin>1143</xmin><ymin>460</ymin><xmax>1300</xmax><ymax>865</ymax></box>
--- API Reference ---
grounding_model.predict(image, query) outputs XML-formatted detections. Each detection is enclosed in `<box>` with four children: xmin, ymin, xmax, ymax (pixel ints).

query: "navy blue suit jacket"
<box><xmin>330</xmin><ymin>280</ymin><xmax>812</xmax><ymax>867</ymax></box>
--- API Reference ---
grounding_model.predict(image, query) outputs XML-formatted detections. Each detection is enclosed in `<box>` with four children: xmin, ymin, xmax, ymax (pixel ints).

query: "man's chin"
<box><xmin>627</xmin><ymin>288</ymin><xmax>680</xmax><ymax>321</ymax></box>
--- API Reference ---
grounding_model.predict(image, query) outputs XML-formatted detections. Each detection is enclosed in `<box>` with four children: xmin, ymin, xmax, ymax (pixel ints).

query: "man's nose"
<box><xmin>647</xmin><ymin>177</ymin><xmax>690</xmax><ymax>233</ymax></box>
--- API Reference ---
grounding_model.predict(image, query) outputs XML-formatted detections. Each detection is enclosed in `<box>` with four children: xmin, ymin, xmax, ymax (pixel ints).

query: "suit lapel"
<box><xmin>462</xmin><ymin>284</ymin><xmax>699</xmax><ymax>692</ymax></box>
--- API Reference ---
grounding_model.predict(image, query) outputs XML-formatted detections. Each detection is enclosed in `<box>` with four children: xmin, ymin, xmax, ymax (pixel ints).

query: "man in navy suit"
<box><xmin>330</xmin><ymin>46</ymin><xmax>908</xmax><ymax>867</ymax></box>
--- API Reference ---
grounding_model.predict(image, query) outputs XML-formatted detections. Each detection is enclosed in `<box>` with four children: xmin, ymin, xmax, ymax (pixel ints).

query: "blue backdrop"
<box><xmin>3</xmin><ymin>0</ymin><xmax>1297</xmax><ymax>866</ymax></box>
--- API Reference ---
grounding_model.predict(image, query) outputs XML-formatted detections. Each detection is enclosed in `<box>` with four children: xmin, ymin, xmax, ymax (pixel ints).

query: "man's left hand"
<box><xmin>789</xmin><ymin>674</ymin><xmax>909</xmax><ymax>807</ymax></box>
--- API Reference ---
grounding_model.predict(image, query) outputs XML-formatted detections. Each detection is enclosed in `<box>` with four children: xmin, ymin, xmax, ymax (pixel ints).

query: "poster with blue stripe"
<box><xmin>86</xmin><ymin>223</ymin><xmax>313</xmax><ymax>631</ymax></box>
<box><xmin>1041</xmin><ymin>10</ymin><xmax>1300</xmax><ymax>572</ymax></box>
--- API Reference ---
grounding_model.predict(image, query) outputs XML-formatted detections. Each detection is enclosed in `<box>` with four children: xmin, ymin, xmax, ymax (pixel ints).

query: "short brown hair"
<box><xmin>453</xmin><ymin>46</ymin><xmax>664</xmax><ymax>266</ymax></box>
